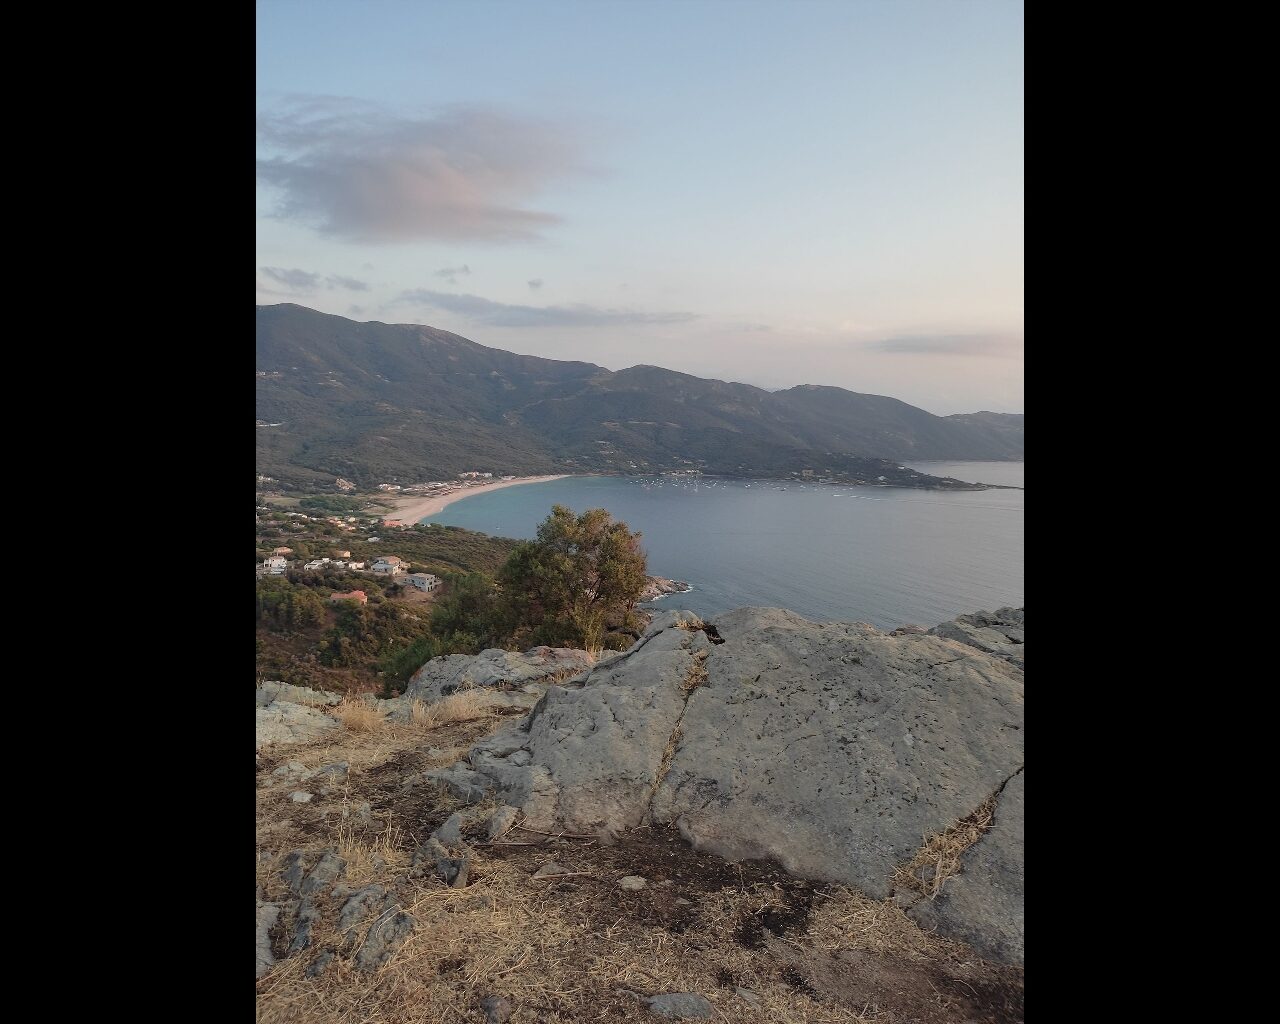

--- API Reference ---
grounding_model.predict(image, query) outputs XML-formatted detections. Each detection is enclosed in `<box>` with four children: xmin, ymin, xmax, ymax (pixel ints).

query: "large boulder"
<box><xmin>448</xmin><ymin>606</ymin><xmax>1025</xmax><ymax>962</ymax></box>
<box><xmin>256</xmin><ymin>701</ymin><xmax>339</xmax><ymax>750</ymax></box>
<box><xmin>255</xmin><ymin>682</ymin><xmax>342</xmax><ymax>708</ymax></box>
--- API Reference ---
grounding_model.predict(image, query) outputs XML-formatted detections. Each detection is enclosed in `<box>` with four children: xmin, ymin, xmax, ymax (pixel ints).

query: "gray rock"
<box><xmin>480</xmin><ymin>995</ymin><xmax>514</xmax><ymax>1024</ymax></box>
<box><xmin>354</xmin><ymin>910</ymin><xmax>415</xmax><ymax>971</ymax></box>
<box><xmin>909</xmin><ymin>770</ymin><xmax>1024</xmax><ymax>964</ymax></box>
<box><xmin>300</xmin><ymin>850</ymin><xmax>346</xmax><ymax>896</ymax></box>
<box><xmin>281</xmin><ymin>851</ymin><xmax>309</xmax><ymax>894</ymax></box>
<box><xmin>531</xmin><ymin>862</ymin><xmax>568</xmax><ymax>879</ymax></box>
<box><xmin>486</xmin><ymin>805</ymin><xmax>521</xmax><ymax>839</ymax></box>
<box><xmin>425</xmin><ymin>765</ymin><xmax>493</xmax><ymax>804</ymax></box>
<box><xmin>618</xmin><ymin>875</ymin><xmax>648</xmax><ymax>891</ymax></box>
<box><xmin>288</xmin><ymin>896</ymin><xmax>319</xmax><ymax>955</ymax></box>
<box><xmin>645</xmin><ymin>992</ymin><xmax>714</xmax><ymax>1019</ymax></box>
<box><xmin>273</xmin><ymin>761</ymin><xmax>318</xmax><ymax>782</ymax></box>
<box><xmin>929</xmin><ymin>607</ymin><xmax>1024</xmax><ymax>666</ymax></box>
<box><xmin>319</xmin><ymin>761</ymin><xmax>349</xmax><ymax>780</ymax></box>
<box><xmin>443</xmin><ymin>606</ymin><xmax>1023</xmax><ymax>963</ymax></box>
<box><xmin>338</xmin><ymin>885</ymin><xmax>387</xmax><ymax>938</ymax></box>
<box><xmin>256</xmin><ymin>682</ymin><xmax>342</xmax><ymax>708</ymax></box>
<box><xmin>289</xmin><ymin>791</ymin><xmax>313</xmax><ymax>803</ymax></box>
<box><xmin>734</xmin><ymin>988</ymin><xmax>761</xmax><ymax>1006</ymax></box>
<box><xmin>255</xmin><ymin>903</ymin><xmax>279</xmax><ymax>979</ymax></box>
<box><xmin>403</xmin><ymin>646</ymin><xmax>598</xmax><ymax>703</ymax></box>
<box><xmin>257</xmin><ymin>701</ymin><xmax>338</xmax><ymax>750</ymax></box>
<box><xmin>889</xmin><ymin>624</ymin><xmax>927</xmax><ymax>635</ymax></box>
<box><xmin>433</xmin><ymin>811</ymin><xmax>465</xmax><ymax>846</ymax></box>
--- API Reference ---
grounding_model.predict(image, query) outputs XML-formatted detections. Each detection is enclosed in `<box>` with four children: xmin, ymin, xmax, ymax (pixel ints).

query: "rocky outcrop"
<box><xmin>256</xmin><ymin>701</ymin><xmax>339</xmax><ymax>750</ymax></box>
<box><xmin>255</xmin><ymin>681</ymin><xmax>342</xmax><ymax>708</ymax></box>
<box><xmin>639</xmin><ymin>576</ymin><xmax>693</xmax><ymax>602</ymax></box>
<box><xmin>929</xmin><ymin>607</ymin><xmax>1024</xmax><ymax>667</ymax></box>
<box><xmin>441</xmin><ymin>606</ymin><xmax>1025</xmax><ymax>963</ymax></box>
<box><xmin>384</xmin><ymin>646</ymin><xmax>601</xmax><ymax>717</ymax></box>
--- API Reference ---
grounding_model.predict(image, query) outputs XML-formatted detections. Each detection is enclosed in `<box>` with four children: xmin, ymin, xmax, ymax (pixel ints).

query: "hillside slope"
<box><xmin>257</xmin><ymin>304</ymin><xmax>1023</xmax><ymax>488</ymax></box>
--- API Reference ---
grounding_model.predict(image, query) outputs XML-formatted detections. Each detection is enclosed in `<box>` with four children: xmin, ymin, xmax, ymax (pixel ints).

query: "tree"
<box><xmin>498</xmin><ymin>505</ymin><xmax>647</xmax><ymax>649</ymax></box>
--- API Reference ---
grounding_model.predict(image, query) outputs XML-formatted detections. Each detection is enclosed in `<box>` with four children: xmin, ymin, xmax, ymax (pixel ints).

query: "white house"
<box><xmin>371</xmin><ymin>556</ymin><xmax>406</xmax><ymax>575</ymax></box>
<box><xmin>303</xmin><ymin>558</ymin><xmax>332</xmax><ymax>571</ymax></box>
<box><xmin>347</xmin><ymin>561</ymin><xmax>366</xmax><ymax>570</ymax></box>
<box><xmin>263</xmin><ymin>555</ymin><xmax>288</xmax><ymax>574</ymax></box>
<box><xmin>406</xmin><ymin>572</ymin><xmax>441</xmax><ymax>592</ymax></box>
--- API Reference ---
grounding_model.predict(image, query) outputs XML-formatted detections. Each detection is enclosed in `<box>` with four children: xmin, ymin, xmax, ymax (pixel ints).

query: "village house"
<box><xmin>406</xmin><ymin>572</ymin><xmax>441</xmax><ymax>593</ymax></box>
<box><xmin>303</xmin><ymin>557</ymin><xmax>332</xmax><ymax>571</ymax></box>
<box><xmin>336</xmin><ymin>551</ymin><xmax>351</xmax><ymax>559</ymax></box>
<box><xmin>272</xmin><ymin>546</ymin><xmax>293</xmax><ymax>556</ymax></box>
<box><xmin>329</xmin><ymin>590</ymin><xmax>368</xmax><ymax>605</ymax></box>
<box><xmin>331</xmin><ymin>560</ymin><xmax>347</xmax><ymax>569</ymax></box>
<box><xmin>263</xmin><ymin>555</ymin><xmax>288</xmax><ymax>574</ymax></box>
<box><xmin>347</xmin><ymin>561</ymin><xmax>366</xmax><ymax>570</ymax></box>
<box><xmin>370</xmin><ymin>556</ymin><xmax>406</xmax><ymax>576</ymax></box>
<box><xmin>383</xmin><ymin>519</ymin><xmax>405</xmax><ymax>528</ymax></box>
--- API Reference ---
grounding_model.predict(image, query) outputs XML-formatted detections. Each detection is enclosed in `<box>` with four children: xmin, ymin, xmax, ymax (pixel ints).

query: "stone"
<box><xmin>486</xmin><ymin>805</ymin><xmax>521</xmax><ymax>840</ymax></box>
<box><xmin>354</xmin><ymin>910</ymin><xmax>415</xmax><ymax>971</ymax></box>
<box><xmin>929</xmin><ymin>607</ymin><xmax>1024</xmax><ymax>667</ymax></box>
<box><xmin>479</xmin><ymin>995</ymin><xmax>514</xmax><ymax>1024</ymax></box>
<box><xmin>618</xmin><ymin>875</ymin><xmax>647</xmax><ymax>891</ymax></box>
<box><xmin>404</xmin><ymin>646</ymin><xmax>598</xmax><ymax>703</ymax></box>
<box><xmin>909</xmin><ymin>771</ymin><xmax>1024</xmax><ymax>964</ymax></box>
<box><xmin>281</xmin><ymin>851</ymin><xmax>308</xmax><ymax>894</ymax></box>
<box><xmin>531</xmin><ymin>862</ymin><xmax>567</xmax><ymax>879</ymax></box>
<box><xmin>255</xmin><ymin>902</ymin><xmax>279</xmax><ymax>979</ymax></box>
<box><xmin>319</xmin><ymin>761</ymin><xmax>349</xmax><ymax>780</ymax></box>
<box><xmin>273</xmin><ymin>761</ymin><xmax>318</xmax><ymax>782</ymax></box>
<box><xmin>433</xmin><ymin>812</ymin><xmax>465</xmax><ymax>846</ymax></box>
<box><xmin>425</xmin><ymin>765</ymin><xmax>493</xmax><ymax>805</ymax></box>
<box><xmin>734</xmin><ymin>988</ymin><xmax>761</xmax><ymax>1006</ymax></box>
<box><xmin>289</xmin><ymin>791</ymin><xmax>313</xmax><ymax>803</ymax></box>
<box><xmin>338</xmin><ymin>885</ymin><xmax>387</xmax><ymax>939</ymax></box>
<box><xmin>288</xmin><ymin>897</ymin><xmax>319</xmax><ymax>955</ymax></box>
<box><xmin>440</xmin><ymin>605</ymin><xmax>1024</xmax><ymax>964</ymax></box>
<box><xmin>645</xmin><ymin>992</ymin><xmax>714</xmax><ymax>1019</ymax></box>
<box><xmin>256</xmin><ymin>682</ymin><xmax>342</xmax><ymax>708</ymax></box>
<box><xmin>257</xmin><ymin>701</ymin><xmax>338</xmax><ymax>750</ymax></box>
<box><xmin>300</xmin><ymin>850</ymin><xmax>346</xmax><ymax>896</ymax></box>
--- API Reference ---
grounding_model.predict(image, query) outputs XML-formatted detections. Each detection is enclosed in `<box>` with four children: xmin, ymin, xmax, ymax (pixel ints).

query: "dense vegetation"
<box><xmin>256</xmin><ymin>303</ymin><xmax>1023</xmax><ymax>490</ymax></box>
<box><xmin>256</xmin><ymin>506</ymin><xmax>648</xmax><ymax>695</ymax></box>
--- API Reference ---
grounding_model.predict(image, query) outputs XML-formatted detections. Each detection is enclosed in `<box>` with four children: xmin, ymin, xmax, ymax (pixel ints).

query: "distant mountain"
<box><xmin>257</xmin><ymin>304</ymin><xmax>1023</xmax><ymax>489</ymax></box>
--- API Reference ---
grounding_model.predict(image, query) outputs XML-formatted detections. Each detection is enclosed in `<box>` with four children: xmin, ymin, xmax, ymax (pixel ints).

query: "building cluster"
<box><xmin>258</xmin><ymin>550</ymin><xmax>441</xmax><ymax>596</ymax></box>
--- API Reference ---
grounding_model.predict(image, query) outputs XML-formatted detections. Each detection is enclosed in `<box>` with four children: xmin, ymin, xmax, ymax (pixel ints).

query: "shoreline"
<box><xmin>385</xmin><ymin>475</ymin><xmax>572</xmax><ymax>524</ymax></box>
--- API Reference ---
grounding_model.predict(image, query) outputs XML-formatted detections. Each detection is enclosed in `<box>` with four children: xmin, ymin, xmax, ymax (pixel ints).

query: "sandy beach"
<box><xmin>385</xmin><ymin>475</ymin><xmax>572</xmax><ymax>524</ymax></box>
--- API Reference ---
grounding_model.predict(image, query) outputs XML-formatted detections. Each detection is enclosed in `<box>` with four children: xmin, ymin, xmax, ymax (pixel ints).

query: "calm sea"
<box><xmin>426</xmin><ymin>463</ymin><xmax>1023</xmax><ymax>630</ymax></box>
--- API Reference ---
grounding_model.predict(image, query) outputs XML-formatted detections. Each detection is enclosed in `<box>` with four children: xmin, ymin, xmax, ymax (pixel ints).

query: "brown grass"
<box><xmin>681</xmin><ymin>651</ymin><xmax>709</xmax><ymax>694</ymax></box>
<box><xmin>337</xmin><ymin>698</ymin><xmax>388</xmax><ymax>734</ymax></box>
<box><xmin>893</xmin><ymin>795</ymin><xmax>998</xmax><ymax>898</ymax></box>
<box><xmin>409</xmin><ymin>690</ymin><xmax>492</xmax><ymax>730</ymax></box>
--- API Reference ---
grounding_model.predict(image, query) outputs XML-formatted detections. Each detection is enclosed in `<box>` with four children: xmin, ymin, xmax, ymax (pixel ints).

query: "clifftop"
<box><xmin>257</xmin><ymin>604</ymin><xmax>1025</xmax><ymax>1021</ymax></box>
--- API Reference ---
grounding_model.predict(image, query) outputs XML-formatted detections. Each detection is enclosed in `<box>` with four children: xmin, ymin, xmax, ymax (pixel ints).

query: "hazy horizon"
<box><xmin>257</xmin><ymin>0</ymin><xmax>1023</xmax><ymax>416</ymax></box>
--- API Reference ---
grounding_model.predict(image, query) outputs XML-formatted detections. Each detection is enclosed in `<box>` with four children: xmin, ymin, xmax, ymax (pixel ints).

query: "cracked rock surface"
<box><xmin>442</xmin><ymin>606</ymin><xmax>1025</xmax><ymax>963</ymax></box>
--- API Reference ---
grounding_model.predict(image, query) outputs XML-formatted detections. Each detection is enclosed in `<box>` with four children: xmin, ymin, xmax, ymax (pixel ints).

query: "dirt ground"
<box><xmin>257</xmin><ymin>707</ymin><xmax>1023</xmax><ymax>1024</ymax></box>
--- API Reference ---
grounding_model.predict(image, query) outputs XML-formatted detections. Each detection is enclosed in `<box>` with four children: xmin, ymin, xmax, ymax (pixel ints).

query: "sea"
<box><xmin>424</xmin><ymin>461</ymin><xmax>1023</xmax><ymax>630</ymax></box>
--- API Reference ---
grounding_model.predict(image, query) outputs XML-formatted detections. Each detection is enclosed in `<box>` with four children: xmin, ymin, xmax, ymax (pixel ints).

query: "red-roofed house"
<box><xmin>329</xmin><ymin>590</ymin><xmax>368</xmax><ymax>605</ymax></box>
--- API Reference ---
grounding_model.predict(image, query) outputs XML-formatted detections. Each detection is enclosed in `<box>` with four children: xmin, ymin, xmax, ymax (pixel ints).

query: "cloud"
<box><xmin>258</xmin><ymin>266</ymin><xmax>370</xmax><ymax>294</ymax></box>
<box><xmin>260</xmin><ymin>266</ymin><xmax>321</xmax><ymax>292</ymax></box>
<box><xmin>327</xmin><ymin>274</ymin><xmax>369</xmax><ymax>292</ymax></box>
<box><xmin>435</xmin><ymin>264</ymin><xmax>471</xmax><ymax>284</ymax></box>
<box><xmin>865</xmin><ymin>333</ymin><xmax>1022</xmax><ymax>357</ymax></box>
<box><xmin>257</xmin><ymin>98</ymin><xmax>582</xmax><ymax>242</ymax></box>
<box><xmin>397</xmin><ymin>289</ymin><xmax>697</xmax><ymax>328</ymax></box>
<box><xmin>527</xmin><ymin>278</ymin><xmax>543</xmax><ymax>290</ymax></box>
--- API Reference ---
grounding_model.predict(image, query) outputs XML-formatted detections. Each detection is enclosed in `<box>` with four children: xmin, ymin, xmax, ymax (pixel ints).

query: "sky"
<box><xmin>256</xmin><ymin>0</ymin><xmax>1023</xmax><ymax>415</ymax></box>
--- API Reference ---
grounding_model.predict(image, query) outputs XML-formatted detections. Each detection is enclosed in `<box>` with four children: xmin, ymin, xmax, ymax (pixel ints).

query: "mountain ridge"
<box><xmin>256</xmin><ymin>304</ymin><xmax>1023</xmax><ymax>489</ymax></box>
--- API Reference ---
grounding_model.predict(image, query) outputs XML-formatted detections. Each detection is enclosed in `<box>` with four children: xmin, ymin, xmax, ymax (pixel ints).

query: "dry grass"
<box><xmin>334</xmin><ymin>805</ymin><xmax>411</xmax><ymax>887</ymax></box>
<box><xmin>337</xmin><ymin>698</ymin><xmax>388</xmax><ymax>734</ymax></box>
<box><xmin>682</xmin><ymin>650</ymin><xmax>709</xmax><ymax>693</ymax></box>
<box><xmin>893</xmin><ymin>795</ymin><xmax>998</xmax><ymax>898</ymax></box>
<box><xmin>409</xmin><ymin>689</ymin><xmax>492</xmax><ymax>730</ymax></box>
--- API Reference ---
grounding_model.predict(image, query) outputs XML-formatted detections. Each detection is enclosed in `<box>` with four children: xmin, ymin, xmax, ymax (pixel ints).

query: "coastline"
<box><xmin>386</xmin><ymin>475</ymin><xmax>572</xmax><ymax>524</ymax></box>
